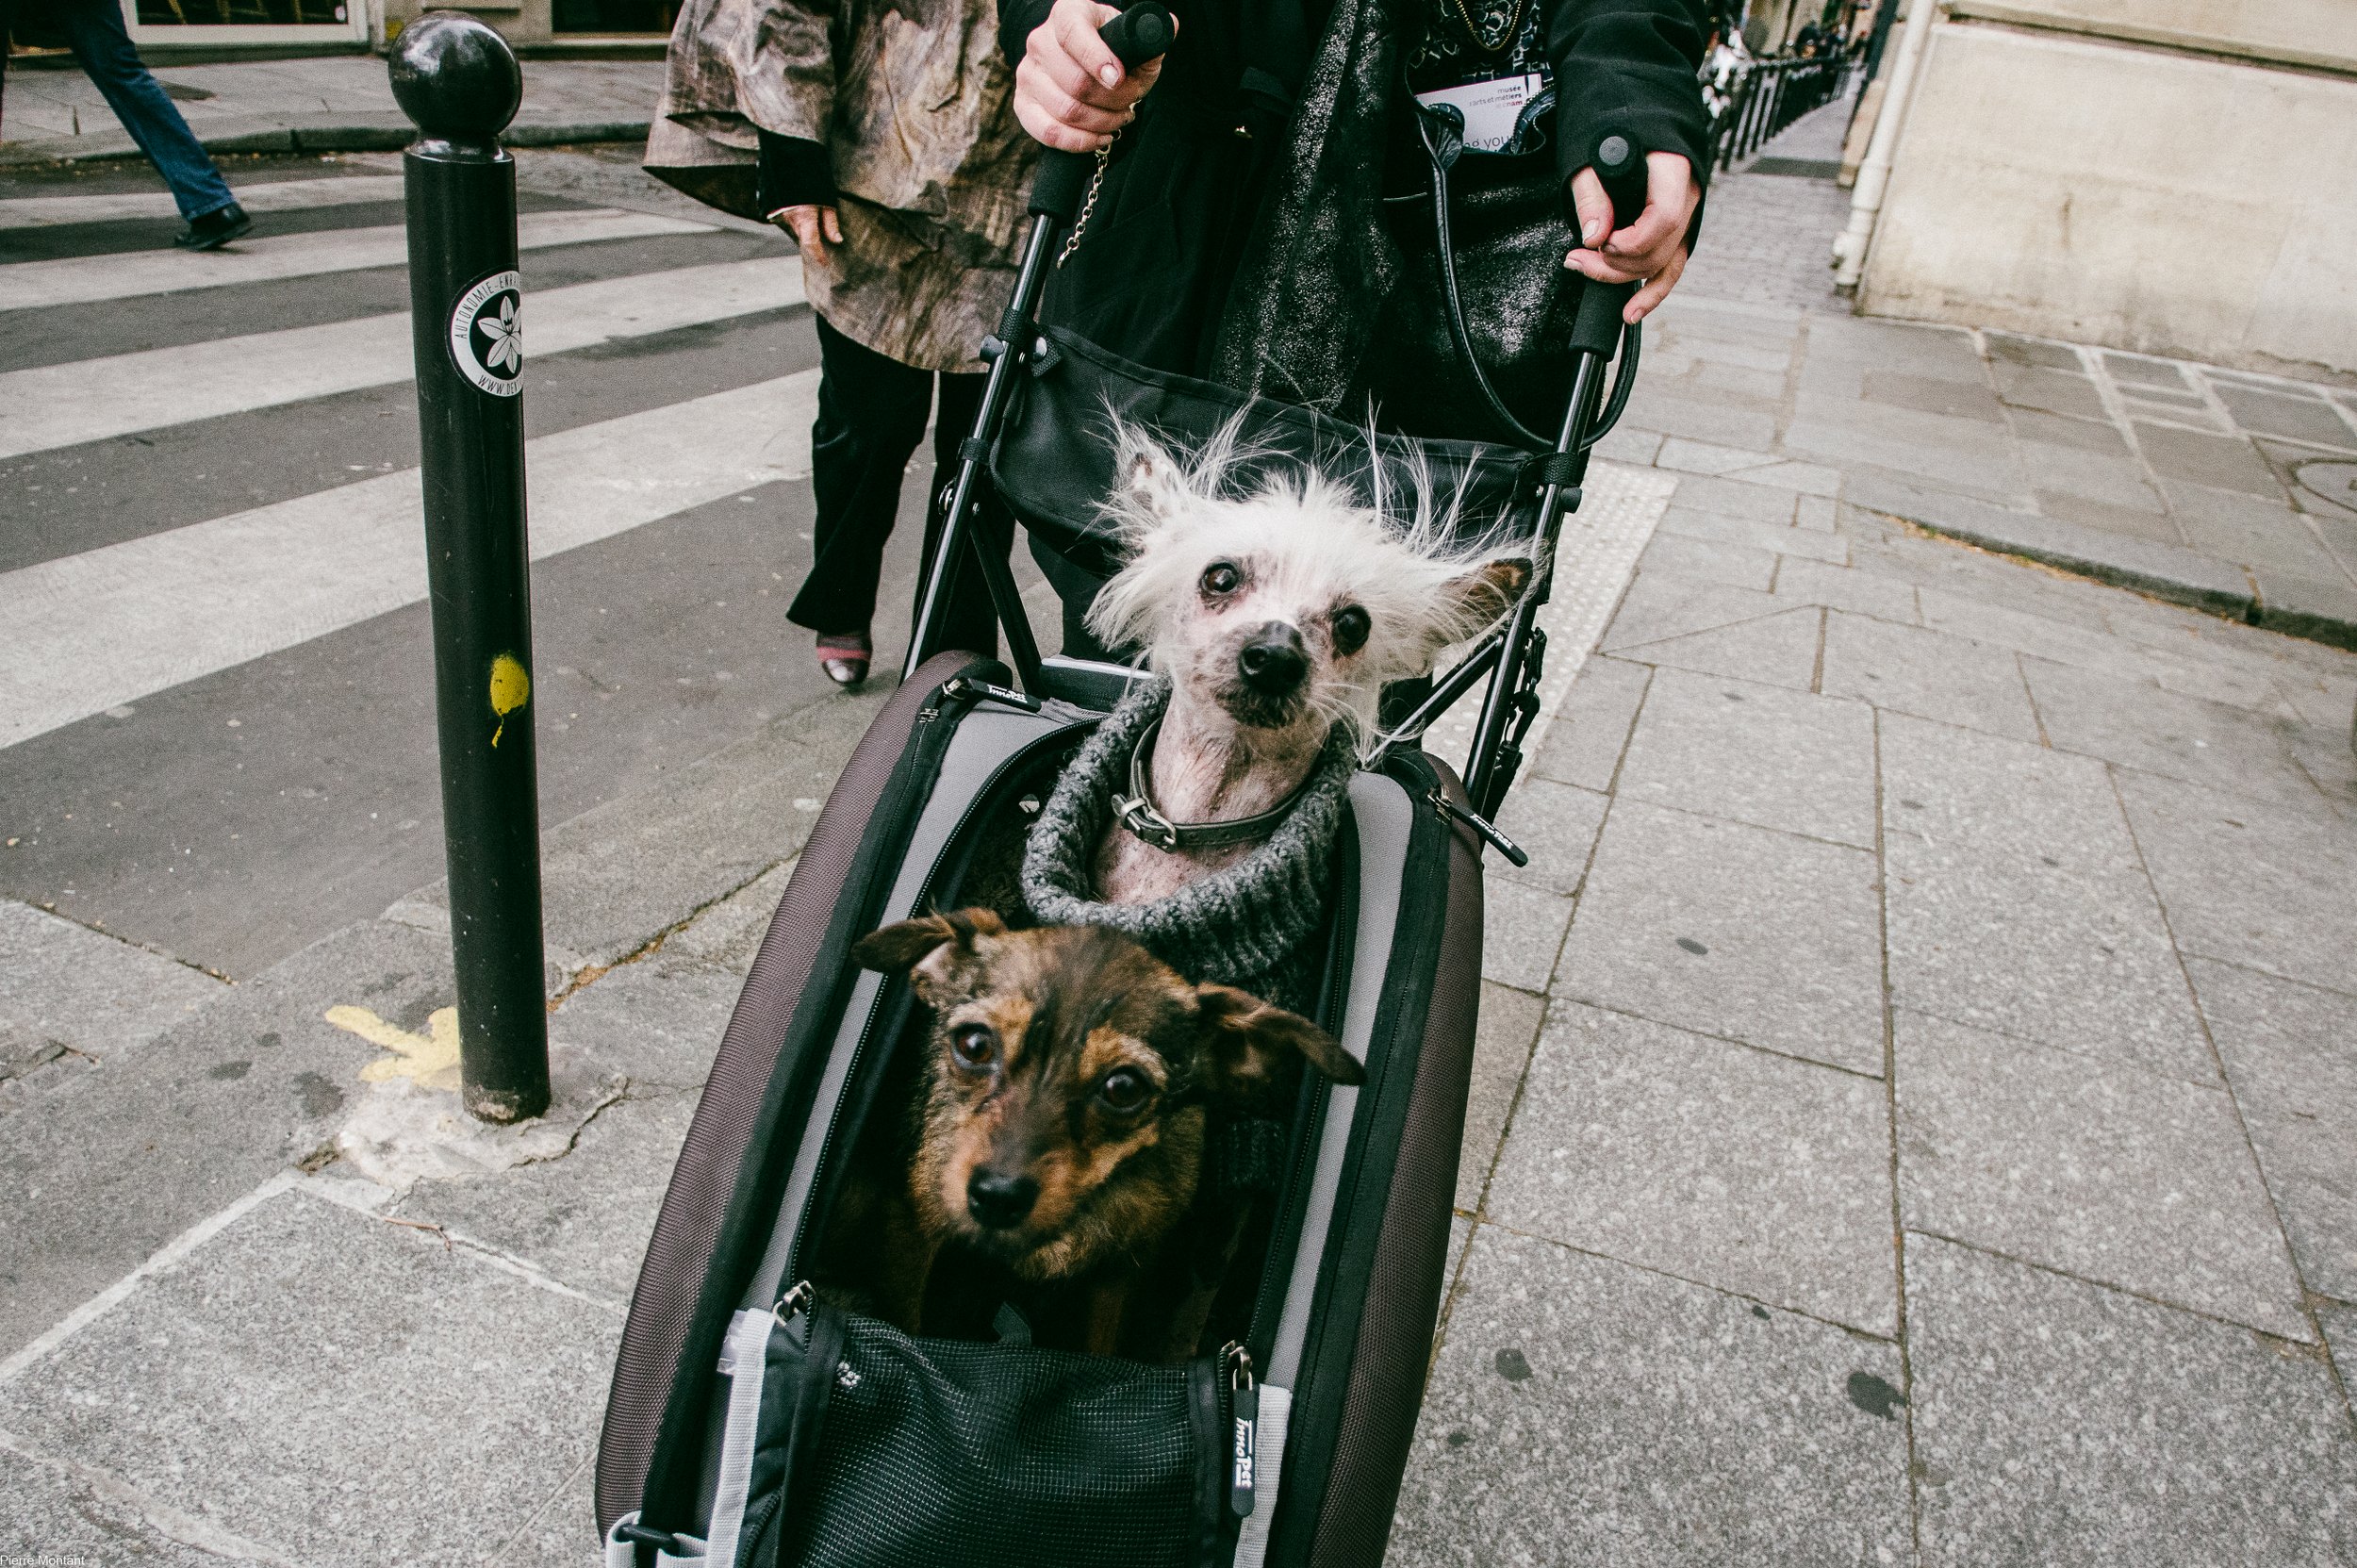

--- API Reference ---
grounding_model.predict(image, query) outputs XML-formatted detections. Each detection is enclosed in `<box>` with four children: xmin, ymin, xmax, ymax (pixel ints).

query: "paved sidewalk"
<box><xmin>1388</xmin><ymin>135</ymin><xmax>2357</xmax><ymax>1566</ymax></box>
<box><xmin>1670</xmin><ymin>96</ymin><xmax>2357</xmax><ymax>651</ymax></box>
<box><xmin>0</xmin><ymin>53</ymin><xmax>660</xmax><ymax>163</ymax></box>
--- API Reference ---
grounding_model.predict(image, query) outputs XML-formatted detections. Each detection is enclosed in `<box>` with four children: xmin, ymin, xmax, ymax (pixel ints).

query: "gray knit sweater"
<box><xmin>1020</xmin><ymin>680</ymin><xmax>1355</xmax><ymax>1013</ymax></box>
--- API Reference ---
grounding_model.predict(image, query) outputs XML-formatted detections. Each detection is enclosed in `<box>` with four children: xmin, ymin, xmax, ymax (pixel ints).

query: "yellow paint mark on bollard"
<box><xmin>327</xmin><ymin>1004</ymin><xmax>461</xmax><ymax>1091</ymax></box>
<box><xmin>488</xmin><ymin>653</ymin><xmax>530</xmax><ymax>748</ymax></box>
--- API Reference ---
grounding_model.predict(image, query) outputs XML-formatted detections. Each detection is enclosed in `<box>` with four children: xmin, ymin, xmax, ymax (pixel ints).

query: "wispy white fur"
<box><xmin>1085</xmin><ymin>418</ymin><xmax>1534</xmax><ymax>734</ymax></box>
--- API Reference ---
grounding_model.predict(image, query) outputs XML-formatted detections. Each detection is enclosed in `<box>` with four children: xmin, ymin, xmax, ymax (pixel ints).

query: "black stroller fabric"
<box><xmin>990</xmin><ymin>326</ymin><xmax>1536</xmax><ymax>575</ymax></box>
<box><xmin>741</xmin><ymin>1302</ymin><xmax>1222</xmax><ymax>1568</ymax></box>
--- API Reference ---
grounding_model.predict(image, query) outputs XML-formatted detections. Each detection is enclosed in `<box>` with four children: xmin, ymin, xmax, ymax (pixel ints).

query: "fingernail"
<box><xmin>1583</xmin><ymin>219</ymin><xmax>1602</xmax><ymax>243</ymax></box>
<box><xmin>1100</xmin><ymin>64</ymin><xmax>1120</xmax><ymax>86</ymax></box>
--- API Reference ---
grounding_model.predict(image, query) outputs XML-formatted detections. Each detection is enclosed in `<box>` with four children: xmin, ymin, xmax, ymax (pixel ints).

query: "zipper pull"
<box><xmin>1426</xmin><ymin>788</ymin><xmax>1529</xmax><ymax>867</ymax></box>
<box><xmin>1224</xmin><ymin>1342</ymin><xmax>1259</xmax><ymax>1518</ymax></box>
<box><xmin>942</xmin><ymin>674</ymin><xmax>1043</xmax><ymax>713</ymax></box>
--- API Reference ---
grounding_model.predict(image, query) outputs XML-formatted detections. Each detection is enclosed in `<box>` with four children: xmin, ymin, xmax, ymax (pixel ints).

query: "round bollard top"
<box><xmin>389</xmin><ymin>12</ymin><xmax>521</xmax><ymax>145</ymax></box>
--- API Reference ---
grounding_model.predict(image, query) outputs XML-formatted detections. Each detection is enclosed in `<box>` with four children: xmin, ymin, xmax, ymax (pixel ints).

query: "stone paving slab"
<box><xmin>1905</xmin><ymin>1234</ymin><xmax>2357</xmax><ymax>1567</ymax></box>
<box><xmin>1529</xmin><ymin>653</ymin><xmax>1649</xmax><ymax>794</ymax></box>
<box><xmin>1487</xmin><ymin>1000</ymin><xmax>1897</xmax><ymax>1333</ymax></box>
<box><xmin>1610</xmin><ymin>602</ymin><xmax>1824</xmax><ymax>692</ymax></box>
<box><xmin>1489</xmin><ymin>777</ymin><xmax>1607</xmax><ymax>899</ymax></box>
<box><xmin>0</xmin><ymin>1183</ymin><xmax>614</xmax><ymax>1567</ymax></box>
<box><xmin>0</xmin><ymin>916</ymin><xmax>448</xmax><ymax>1359</ymax></box>
<box><xmin>2184</xmin><ymin>959</ymin><xmax>2357</xmax><ymax>1300</ymax></box>
<box><xmin>1456</xmin><ymin>982</ymin><xmax>1546</xmax><ymax>1215</ymax></box>
<box><xmin>2019</xmin><ymin>653</ymin><xmax>2325</xmax><ymax>811</ymax></box>
<box><xmin>0</xmin><ymin>898</ymin><xmax>223</xmax><ymax>1081</ymax></box>
<box><xmin>1611</xmin><ymin>667</ymin><xmax>1877</xmax><ymax>849</ymax></box>
<box><xmin>1554</xmin><ymin>799</ymin><xmax>1884</xmax><ymax>1077</ymax></box>
<box><xmin>1894</xmin><ymin>1011</ymin><xmax>2306</xmax><ymax>1340</ymax></box>
<box><xmin>2115</xmin><ymin>769</ymin><xmax>2357</xmax><ymax>994</ymax></box>
<box><xmin>1879</xmin><ymin>713</ymin><xmax>2215</xmax><ymax>1081</ymax></box>
<box><xmin>1392</xmin><ymin>1227</ymin><xmax>1912</xmax><ymax>1568</ymax></box>
<box><xmin>1821</xmin><ymin>607</ymin><xmax>2041</xmax><ymax>741</ymax></box>
<box><xmin>0</xmin><ymin>1440</ymin><xmax>246</xmax><ymax>1565</ymax></box>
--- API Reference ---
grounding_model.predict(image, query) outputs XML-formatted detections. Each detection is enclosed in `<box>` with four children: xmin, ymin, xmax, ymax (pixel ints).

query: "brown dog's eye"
<box><xmin>1096</xmin><ymin>1068</ymin><xmax>1151</xmax><ymax>1113</ymax></box>
<box><xmin>949</xmin><ymin>1025</ymin><xmax>997</xmax><ymax>1069</ymax></box>
<box><xmin>1331</xmin><ymin>604</ymin><xmax>1370</xmax><ymax>655</ymax></box>
<box><xmin>1200</xmin><ymin>562</ymin><xmax>1242</xmax><ymax>598</ymax></box>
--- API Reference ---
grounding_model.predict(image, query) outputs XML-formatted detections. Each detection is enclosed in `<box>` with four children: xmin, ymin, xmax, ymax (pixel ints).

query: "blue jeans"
<box><xmin>56</xmin><ymin>0</ymin><xmax>237</xmax><ymax>220</ymax></box>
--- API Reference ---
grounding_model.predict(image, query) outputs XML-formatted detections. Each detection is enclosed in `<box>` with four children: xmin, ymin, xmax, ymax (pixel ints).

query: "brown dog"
<box><xmin>825</xmin><ymin>907</ymin><xmax>1364</xmax><ymax>1359</ymax></box>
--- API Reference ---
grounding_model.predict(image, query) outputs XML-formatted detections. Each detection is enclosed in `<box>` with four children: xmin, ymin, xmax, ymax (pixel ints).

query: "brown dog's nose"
<box><xmin>1237</xmin><ymin>622</ymin><xmax>1309</xmax><ymax>697</ymax></box>
<box><xmin>966</xmin><ymin>1170</ymin><xmax>1040</xmax><ymax>1229</ymax></box>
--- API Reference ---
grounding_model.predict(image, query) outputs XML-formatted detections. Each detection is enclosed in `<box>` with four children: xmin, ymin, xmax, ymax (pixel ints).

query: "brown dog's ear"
<box><xmin>1195</xmin><ymin>983</ymin><xmax>1367</xmax><ymax>1101</ymax></box>
<box><xmin>850</xmin><ymin>908</ymin><xmax>1007</xmax><ymax>1003</ymax></box>
<box><xmin>1439</xmin><ymin>557</ymin><xmax>1533</xmax><ymax>635</ymax></box>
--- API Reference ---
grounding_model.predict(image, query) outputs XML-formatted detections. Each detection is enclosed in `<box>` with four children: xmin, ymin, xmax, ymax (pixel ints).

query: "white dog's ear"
<box><xmin>1438</xmin><ymin>557</ymin><xmax>1533</xmax><ymax>635</ymax></box>
<box><xmin>1122</xmin><ymin>442</ymin><xmax>1189</xmax><ymax>522</ymax></box>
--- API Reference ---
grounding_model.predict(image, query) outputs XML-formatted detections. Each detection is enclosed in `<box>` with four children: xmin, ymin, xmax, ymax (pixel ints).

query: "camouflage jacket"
<box><xmin>656</xmin><ymin>0</ymin><xmax>1036</xmax><ymax>371</ymax></box>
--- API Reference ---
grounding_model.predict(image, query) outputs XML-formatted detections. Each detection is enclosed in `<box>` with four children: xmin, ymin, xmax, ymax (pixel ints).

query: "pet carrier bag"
<box><xmin>595</xmin><ymin>9</ymin><xmax>1653</xmax><ymax>1563</ymax></box>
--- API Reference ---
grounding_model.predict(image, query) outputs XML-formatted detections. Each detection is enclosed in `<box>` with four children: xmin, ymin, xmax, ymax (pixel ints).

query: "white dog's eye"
<box><xmin>1331</xmin><ymin>603</ymin><xmax>1371</xmax><ymax>655</ymax></box>
<box><xmin>1199</xmin><ymin>562</ymin><xmax>1242</xmax><ymax>598</ymax></box>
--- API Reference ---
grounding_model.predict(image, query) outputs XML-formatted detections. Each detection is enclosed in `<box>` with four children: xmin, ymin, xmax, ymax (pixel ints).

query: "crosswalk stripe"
<box><xmin>0</xmin><ymin>371</ymin><xmax>821</xmax><ymax>751</ymax></box>
<box><xmin>0</xmin><ymin>174</ymin><xmax>408</xmax><ymax>231</ymax></box>
<box><xmin>0</xmin><ymin>207</ymin><xmax>715</xmax><ymax>312</ymax></box>
<box><xmin>0</xmin><ymin>256</ymin><xmax>805</xmax><ymax>460</ymax></box>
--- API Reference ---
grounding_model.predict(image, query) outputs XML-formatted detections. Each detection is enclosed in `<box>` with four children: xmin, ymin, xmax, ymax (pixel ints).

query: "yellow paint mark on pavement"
<box><xmin>489</xmin><ymin>652</ymin><xmax>530</xmax><ymax>748</ymax></box>
<box><xmin>326</xmin><ymin>1004</ymin><xmax>461</xmax><ymax>1090</ymax></box>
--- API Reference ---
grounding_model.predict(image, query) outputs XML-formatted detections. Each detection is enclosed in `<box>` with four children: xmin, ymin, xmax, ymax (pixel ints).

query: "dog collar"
<box><xmin>1113</xmin><ymin>718</ymin><xmax>1319</xmax><ymax>853</ymax></box>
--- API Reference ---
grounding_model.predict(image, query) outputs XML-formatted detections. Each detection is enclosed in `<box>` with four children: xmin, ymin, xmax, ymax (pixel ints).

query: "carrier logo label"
<box><xmin>449</xmin><ymin>270</ymin><xmax>523</xmax><ymax>397</ymax></box>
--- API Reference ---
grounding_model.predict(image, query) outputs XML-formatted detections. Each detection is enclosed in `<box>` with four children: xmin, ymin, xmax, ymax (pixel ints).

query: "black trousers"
<box><xmin>788</xmin><ymin>314</ymin><xmax>997</xmax><ymax>656</ymax></box>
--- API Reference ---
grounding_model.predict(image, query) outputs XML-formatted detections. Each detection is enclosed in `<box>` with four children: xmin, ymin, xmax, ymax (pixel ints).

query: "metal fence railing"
<box><xmin>1709</xmin><ymin>52</ymin><xmax>1854</xmax><ymax>172</ymax></box>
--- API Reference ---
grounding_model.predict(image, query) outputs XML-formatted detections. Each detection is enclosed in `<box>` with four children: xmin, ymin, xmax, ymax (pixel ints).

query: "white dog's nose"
<box><xmin>1238</xmin><ymin>623</ymin><xmax>1309</xmax><ymax>696</ymax></box>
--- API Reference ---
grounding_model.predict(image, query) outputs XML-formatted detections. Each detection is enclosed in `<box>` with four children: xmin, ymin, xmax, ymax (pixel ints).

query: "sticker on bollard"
<box><xmin>449</xmin><ymin>270</ymin><xmax>523</xmax><ymax>396</ymax></box>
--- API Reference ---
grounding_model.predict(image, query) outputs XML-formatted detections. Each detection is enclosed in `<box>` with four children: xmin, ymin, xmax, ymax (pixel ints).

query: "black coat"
<box><xmin>997</xmin><ymin>0</ymin><xmax>1711</xmax><ymax>414</ymax></box>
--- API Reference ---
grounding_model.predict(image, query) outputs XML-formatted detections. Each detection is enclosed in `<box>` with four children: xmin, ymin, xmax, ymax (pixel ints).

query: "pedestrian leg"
<box><xmin>787</xmin><ymin>315</ymin><xmax>934</xmax><ymax>671</ymax></box>
<box><xmin>54</xmin><ymin>0</ymin><xmax>240</xmax><ymax>230</ymax></box>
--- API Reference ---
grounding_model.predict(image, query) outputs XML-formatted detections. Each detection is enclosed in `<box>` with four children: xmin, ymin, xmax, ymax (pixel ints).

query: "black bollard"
<box><xmin>391</xmin><ymin>13</ymin><xmax>550</xmax><ymax>1124</ymax></box>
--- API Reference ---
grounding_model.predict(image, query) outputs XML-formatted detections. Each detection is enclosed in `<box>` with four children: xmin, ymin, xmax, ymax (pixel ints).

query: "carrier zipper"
<box><xmin>940</xmin><ymin>675</ymin><xmax>1043</xmax><ymax>713</ymax></box>
<box><xmin>1426</xmin><ymin>788</ymin><xmax>1528</xmax><ymax>867</ymax></box>
<box><xmin>783</xmin><ymin>706</ymin><xmax>1082</xmax><ymax>1282</ymax></box>
<box><xmin>1222</xmin><ymin>1341</ymin><xmax>1260</xmax><ymax>1518</ymax></box>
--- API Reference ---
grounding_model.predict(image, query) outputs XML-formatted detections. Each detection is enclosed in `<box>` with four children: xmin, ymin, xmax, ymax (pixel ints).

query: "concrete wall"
<box><xmin>1857</xmin><ymin>14</ymin><xmax>2357</xmax><ymax>378</ymax></box>
<box><xmin>1951</xmin><ymin>0</ymin><xmax>2357</xmax><ymax>69</ymax></box>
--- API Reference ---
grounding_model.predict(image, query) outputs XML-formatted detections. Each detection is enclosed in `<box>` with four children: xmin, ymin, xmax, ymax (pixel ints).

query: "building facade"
<box><xmin>1854</xmin><ymin>2</ymin><xmax>2357</xmax><ymax>378</ymax></box>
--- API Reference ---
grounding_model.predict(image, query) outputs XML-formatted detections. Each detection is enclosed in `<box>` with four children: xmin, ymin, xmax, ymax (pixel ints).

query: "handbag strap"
<box><xmin>1414</xmin><ymin>106</ymin><xmax>1553</xmax><ymax>453</ymax></box>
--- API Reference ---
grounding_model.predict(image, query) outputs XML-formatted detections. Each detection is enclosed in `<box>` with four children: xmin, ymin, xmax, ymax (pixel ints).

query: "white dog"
<box><xmin>1079</xmin><ymin>426</ymin><xmax>1532</xmax><ymax>904</ymax></box>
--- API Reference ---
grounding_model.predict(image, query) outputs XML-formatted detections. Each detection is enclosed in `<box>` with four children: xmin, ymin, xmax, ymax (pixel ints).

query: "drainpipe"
<box><xmin>1831</xmin><ymin>0</ymin><xmax>1937</xmax><ymax>290</ymax></box>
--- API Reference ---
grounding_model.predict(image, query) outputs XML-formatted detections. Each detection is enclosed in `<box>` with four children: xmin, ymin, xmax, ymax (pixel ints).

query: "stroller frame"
<box><xmin>902</xmin><ymin>12</ymin><xmax>1649</xmax><ymax>826</ymax></box>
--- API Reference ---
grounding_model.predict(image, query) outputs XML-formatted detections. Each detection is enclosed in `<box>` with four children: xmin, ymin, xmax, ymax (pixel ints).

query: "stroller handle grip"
<box><xmin>1569</xmin><ymin>125</ymin><xmax>1649</xmax><ymax>355</ymax></box>
<box><xmin>1030</xmin><ymin>2</ymin><xmax>1177</xmax><ymax>222</ymax></box>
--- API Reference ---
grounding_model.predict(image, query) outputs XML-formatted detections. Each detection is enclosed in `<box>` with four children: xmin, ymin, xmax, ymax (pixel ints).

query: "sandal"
<box><xmin>816</xmin><ymin>630</ymin><xmax>871</xmax><ymax>688</ymax></box>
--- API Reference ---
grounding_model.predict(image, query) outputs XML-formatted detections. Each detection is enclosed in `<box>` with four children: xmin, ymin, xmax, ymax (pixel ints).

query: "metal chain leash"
<box><xmin>1055</xmin><ymin>134</ymin><xmax>1117</xmax><ymax>269</ymax></box>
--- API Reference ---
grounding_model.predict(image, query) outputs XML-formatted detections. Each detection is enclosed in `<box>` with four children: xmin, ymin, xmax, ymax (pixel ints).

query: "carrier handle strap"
<box><xmin>1414</xmin><ymin>108</ymin><xmax>1647</xmax><ymax>455</ymax></box>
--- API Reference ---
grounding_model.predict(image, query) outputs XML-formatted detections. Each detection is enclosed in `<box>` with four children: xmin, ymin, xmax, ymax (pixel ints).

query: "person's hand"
<box><xmin>770</xmin><ymin>204</ymin><xmax>842</xmax><ymax>266</ymax></box>
<box><xmin>1565</xmin><ymin>152</ymin><xmax>1700</xmax><ymax>322</ymax></box>
<box><xmin>1014</xmin><ymin>0</ymin><xmax>1170</xmax><ymax>153</ymax></box>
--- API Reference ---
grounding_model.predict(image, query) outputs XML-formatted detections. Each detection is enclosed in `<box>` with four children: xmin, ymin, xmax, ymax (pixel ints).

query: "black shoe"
<box><xmin>175</xmin><ymin>203</ymin><xmax>252</xmax><ymax>252</ymax></box>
